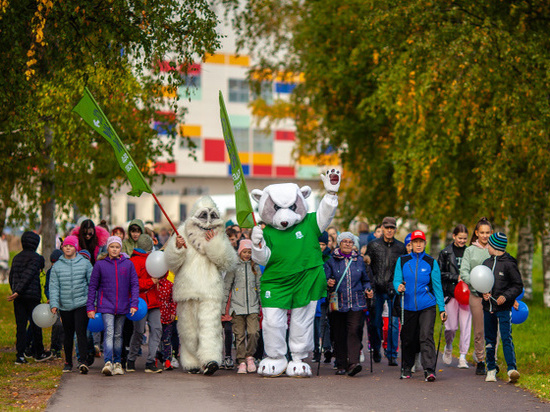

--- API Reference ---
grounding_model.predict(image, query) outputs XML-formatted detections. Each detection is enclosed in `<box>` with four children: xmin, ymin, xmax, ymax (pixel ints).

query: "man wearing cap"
<box><xmin>365</xmin><ymin>217</ymin><xmax>407</xmax><ymax>365</ymax></box>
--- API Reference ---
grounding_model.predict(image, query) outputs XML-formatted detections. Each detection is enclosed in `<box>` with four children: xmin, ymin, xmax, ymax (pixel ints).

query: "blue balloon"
<box><xmin>517</xmin><ymin>288</ymin><xmax>525</xmax><ymax>301</ymax></box>
<box><xmin>126</xmin><ymin>298</ymin><xmax>147</xmax><ymax>321</ymax></box>
<box><xmin>87</xmin><ymin>312</ymin><xmax>104</xmax><ymax>332</ymax></box>
<box><xmin>511</xmin><ymin>300</ymin><xmax>529</xmax><ymax>324</ymax></box>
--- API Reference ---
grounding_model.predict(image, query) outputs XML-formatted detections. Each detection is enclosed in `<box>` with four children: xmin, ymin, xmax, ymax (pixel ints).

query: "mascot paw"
<box><xmin>257</xmin><ymin>357</ymin><xmax>288</xmax><ymax>377</ymax></box>
<box><xmin>203</xmin><ymin>361</ymin><xmax>219</xmax><ymax>376</ymax></box>
<box><xmin>251</xmin><ymin>225</ymin><xmax>264</xmax><ymax>247</ymax></box>
<box><xmin>285</xmin><ymin>360</ymin><xmax>312</xmax><ymax>378</ymax></box>
<box><xmin>320</xmin><ymin>169</ymin><xmax>341</xmax><ymax>194</ymax></box>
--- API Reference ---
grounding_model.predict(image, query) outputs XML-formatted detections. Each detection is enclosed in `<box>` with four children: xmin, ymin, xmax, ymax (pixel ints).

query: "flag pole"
<box><xmin>150</xmin><ymin>192</ymin><xmax>185</xmax><ymax>246</ymax></box>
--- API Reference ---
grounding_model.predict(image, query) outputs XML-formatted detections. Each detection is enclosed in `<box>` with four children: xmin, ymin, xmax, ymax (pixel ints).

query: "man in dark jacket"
<box><xmin>8</xmin><ymin>231</ymin><xmax>51</xmax><ymax>364</ymax></box>
<box><xmin>365</xmin><ymin>217</ymin><xmax>407</xmax><ymax>365</ymax></box>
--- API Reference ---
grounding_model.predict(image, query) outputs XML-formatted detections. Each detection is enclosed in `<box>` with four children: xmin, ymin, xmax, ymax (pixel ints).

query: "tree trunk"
<box><xmin>542</xmin><ymin>223</ymin><xmax>550</xmax><ymax>308</ymax></box>
<box><xmin>429</xmin><ymin>230</ymin><xmax>441</xmax><ymax>259</ymax></box>
<box><xmin>41</xmin><ymin>126</ymin><xmax>56</xmax><ymax>271</ymax></box>
<box><xmin>517</xmin><ymin>222</ymin><xmax>534</xmax><ymax>301</ymax></box>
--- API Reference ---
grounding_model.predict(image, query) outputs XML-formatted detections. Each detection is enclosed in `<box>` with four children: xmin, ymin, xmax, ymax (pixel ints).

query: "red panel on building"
<box><xmin>155</xmin><ymin>111</ymin><xmax>176</xmax><ymax>121</ymax></box>
<box><xmin>275</xmin><ymin>130</ymin><xmax>296</xmax><ymax>141</ymax></box>
<box><xmin>155</xmin><ymin>162</ymin><xmax>177</xmax><ymax>175</ymax></box>
<box><xmin>253</xmin><ymin>165</ymin><xmax>272</xmax><ymax>176</ymax></box>
<box><xmin>275</xmin><ymin>166</ymin><xmax>295</xmax><ymax>177</ymax></box>
<box><xmin>204</xmin><ymin>139</ymin><xmax>225</xmax><ymax>162</ymax></box>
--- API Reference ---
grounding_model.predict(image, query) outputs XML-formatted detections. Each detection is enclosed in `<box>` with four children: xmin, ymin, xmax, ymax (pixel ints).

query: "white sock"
<box><xmin>459</xmin><ymin>354</ymin><xmax>466</xmax><ymax>360</ymax></box>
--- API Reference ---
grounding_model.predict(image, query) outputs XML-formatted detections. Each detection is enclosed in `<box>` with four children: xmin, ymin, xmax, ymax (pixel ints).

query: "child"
<box><xmin>126</xmin><ymin>234</ymin><xmax>163</xmax><ymax>373</ymax></box>
<box><xmin>122</xmin><ymin>219</ymin><xmax>144</xmax><ymax>256</ymax></box>
<box><xmin>87</xmin><ymin>236</ymin><xmax>138</xmax><ymax>376</ymax></box>
<box><xmin>222</xmin><ymin>240</ymin><xmax>261</xmax><ymax>373</ymax></box>
<box><xmin>44</xmin><ymin>249</ymin><xmax>64</xmax><ymax>359</ymax></box>
<box><xmin>482</xmin><ymin>232</ymin><xmax>523</xmax><ymax>383</ymax></box>
<box><xmin>8</xmin><ymin>231</ymin><xmax>51</xmax><ymax>364</ymax></box>
<box><xmin>156</xmin><ymin>273</ymin><xmax>177</xmax><ymax>370</ymax></box>
<box><xmin>49</xmin><ymin>236</ymin><xmax>93</xmax><ymax>373</ymax></box>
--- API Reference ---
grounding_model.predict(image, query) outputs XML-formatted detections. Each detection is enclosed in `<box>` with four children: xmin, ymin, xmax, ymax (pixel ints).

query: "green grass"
<box><xmin>440</xmin><ymin>243</ymin><xmax>550</xmax><ymax>402</ymax></box>
<box><xmin>0</xmin><ymin>284</ymin><xmax>62</xmax><ymax>411</ymax></box>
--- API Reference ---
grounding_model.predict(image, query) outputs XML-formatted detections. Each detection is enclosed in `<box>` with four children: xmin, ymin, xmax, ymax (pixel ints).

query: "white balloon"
<box><xmin>469</xmin><ymin>265</ymin><xmax>494</xmax><ymax>293</ymax></box>
<box><xmin>146</xmin><ymin>250</ymin><xmax>169</xmax><ymax>278</ymax></box>
<box><xmin>32</xmin><ymin>303</ymin><xmax>57</xmax><ymax>328</ymax></box>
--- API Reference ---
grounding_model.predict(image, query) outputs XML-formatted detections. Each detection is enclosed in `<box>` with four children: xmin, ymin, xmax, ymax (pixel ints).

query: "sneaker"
<box><xmin>237</xmin><ymin>362</ymin><xmax>247</xmax><ymax>374</ymax></box>
<box><xmin>15</xmin><ymin>357</ymin><xmax>28</xmax><ymax>365</ymax></box>
<box><xmin>24</xmin><ymin>348</ymin><xmax>33</xmax><ymax>359</ymax></box>
<box><xmin>347</xmin><ymin>363</ymin><xmax>362</xmax><ymax>377</ymax></box>
<box><xmin>401</xmin><ymin>368</ymin><xmax>412</xmax><ymax>379</ymax></box>
<box><xmin>425</xmin><ymin>371</ymin><xmax>436</xmax><ymax>382</ymax></box>
<box><xmin>113</xmin><ymin>363</ymin><xmax>124</xmax><ymax>375</ymax></box>
<box><xmin>475</xmin><ymin>361</ymin><xmax>486</xmax><ymax>376</ymax></box>
<box><xmin>171</xmin><ymin>357</ymin><xmax>179</xmax><ymax>369</ymax></box>
<box><xmin>164</xmin><ymin>359</ymin><xmax>173</xmax><ymax>371</ymax></box>
<box><xmin>78</xmin><ymin>363</ymin><xmax>89</xmax><ymax>374</ymax></box>
<box><xmin>102</xmin><ymin>361</ymin><xmax>113</xmax><ymax>376</ymax></box>
<box><xmin>203</xmin><ymin>361</ymin><xmax>219</xmax><ymax>376</ymax></box>
<box><xmin>35</xmin><ymin>352</ymin><xmax>52</xmax><ymax>362</ymax></box>
<box><xmin>145</xmin><ymin>362</ymin><xmax>162</xmax><ymax>373</ymax></box>
<box><xmin>360</xmin><ymin>350</ymin><xmax>365</xmax><ymax>363</ymax></box>
<box><xmin>508</xmin><ymin>369</ymin><xmax>520</xmax><ymax>383</ymax></box>
<box><xmin>458</xmin><ymin>358</ymin><xmax>469</xmax><ymax>369</ymax></box>
<box><xmin>225</xmin><ymin>357</ymin><xmax>234</xmax><ymax>369</ymax></box>
<box><xmin>63</xmin><ymin>363</ymin><xmax>72</xmax><ymax>373</ymax></box>
<box><xmin>126</xmin><ymin>360</ymin><xmax>135</xmax><ymax>372</ymax></box>
<box><xmin>373</xmin><ymin>351</ymin><xmax>381</xmax><ymax>363</ymax></box>
<box><xmin>486</xmin><ymin>369</ymin><xmax>497</xmax><ymax>382</ymax></box>
<box><xmin>246</xmin><ymin>357</ymin><xmax>257</xmax><ymax>373</ymax></box>
<box><xmin>443</xmin><ymin>347</ymin><xmax>452</xmax><ymax>365</ymax></box>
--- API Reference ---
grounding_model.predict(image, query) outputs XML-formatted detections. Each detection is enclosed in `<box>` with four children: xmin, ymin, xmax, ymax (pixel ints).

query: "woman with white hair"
<box><xmin>325</xmin><ymin>232</ymin><xmax>373</xmax><ymax>376</ymax></box>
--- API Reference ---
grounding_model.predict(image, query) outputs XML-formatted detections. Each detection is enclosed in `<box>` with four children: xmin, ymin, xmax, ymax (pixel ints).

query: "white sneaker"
<box><xmin>246</xmin><ymin>357</ymin><xmax>257</xmax><ymax>373</ymax></box>
<box><xmin>171</xmin><ymin>357</ymin><xmax>179</xmax><ymax>369</ymax></box>
<box><xmin>102</xmin><ymin>361</ymin><xmax>113</xmax><ymax>376</ymax></box>
<box><xmin>113</xmin><ymin>362</ymin><xmax>124</xmax><ymax>375</ymax></box>
<box><xmin>458</xmin><ymin>358</ymin><xmax>469</xmax><ymax>369</ymax></box>
<box><xmin>485</xmin><ymin>369</ymin><xmax>497</xmax><ymax>382</ymax></box>
<box><xmin>442</xmin><ymin>347</ymin><xmax>452</xmax><ymax>365</ymax></box>
<box><xmin>508</xmin><ymin>369</ymin><xmax>520</xmax><ymax>383</ymax></box>
<box><xmin>237</xmin><ymin>362</ymin><xmax>247</xmax><ymax>374</ymax></box>
<box><xmin>360</xmin><ymin>350</ymin><xmax>365</xmax><ymax>363</ymax></box>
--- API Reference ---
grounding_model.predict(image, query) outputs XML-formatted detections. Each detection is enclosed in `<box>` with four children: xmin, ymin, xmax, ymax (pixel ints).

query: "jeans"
<box><xmin>14</xmin><ymin>298</ymin><xmax>44</xmax><ymax>358</ymax></box>
<box><xmin>103</xmin><ymin>314</ymin><xmax>126</xmax><ymax>363</ymax></box>
<box><xmin>373</xmin><ymin>293</ymin><xmax>399</xmax><ymax>359</ymax></box>
<box><xmin>484</xmin><ymin>310</ymin><xmax>516</xmax><ymax>371</ymax></box>
<box><xmin>59</xmin><ymin>306</ymin><xmax>89</xmax><ymax>366</ymax></box>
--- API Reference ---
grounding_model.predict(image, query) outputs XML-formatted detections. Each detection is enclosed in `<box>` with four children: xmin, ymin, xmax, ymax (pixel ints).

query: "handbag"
<box><xmin>328</xmin><ymin>259</ymin><xmax>353</xmax><ymax>312</ymax></box>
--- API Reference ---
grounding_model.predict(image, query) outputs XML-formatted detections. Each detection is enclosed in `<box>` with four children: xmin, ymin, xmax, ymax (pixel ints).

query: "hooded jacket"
<box><xmin>86</xmin><ymin>255</ymin><xmax>139</xmax><ymax>315</ymax></box>
<box><xmin>9</xmin><ymin>232</ymin><xmax>45</xmax><ymax>301</ymax></box>
<box><xmin>49</xmin><ymin>254</ymin><xmax>93</xmax><ymax>311</ymax></box>
<box><xmin>222</xmin><ymin>259</ymin><xmax>261</xmax><ymax>316</ymax></box>
<box><xmin>482</xmin><ymin>253</ymin><xmax>523</xmax><ymax>312</ymax></box>
<box><xmin>122</xmin><ymin>219</ymin><xmax>145</xmax><ymax>256</ymax></box>
<box><xmin>366</xmin><ymin>237</ymin><xmax>407</xmax><ymax>294</ymax></box>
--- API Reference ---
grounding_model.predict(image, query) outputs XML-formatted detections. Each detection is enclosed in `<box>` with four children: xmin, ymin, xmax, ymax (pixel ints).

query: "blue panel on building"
<box><xmin>153</xmin><ymin>122</ymin><xmax>174</xmax><ymax>135</ymax></box>
<box><xmin>275</xmin><ymin>82</ymin><xmax>297</xmax><ymax>94</ymax></box>
<box><xmin>228</xmin><ymin>164</ymin><xmax>250</xmax><ymax>176</ymax></box>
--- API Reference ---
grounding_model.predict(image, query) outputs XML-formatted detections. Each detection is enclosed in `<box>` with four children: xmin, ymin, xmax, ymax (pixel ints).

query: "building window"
<box><xmin>253</xmin><ymin>129</ymin><xmax>273</xmax><ymax>153</ymax></box>
<box><xmin>232</xmin><ymin>128</ymin><xmax>250</xmax><ymax>152</ymax></box>
<box><xmin>180</xmin><ymin>137</ymin><xmax>202</xmax><ymax>150</ymax></box>
<box><xmin>229</xmin><ymin>79</ymin><xmax>249</xmax><ymax>103</ymax></box>
<box><xmin>127</xmin><ymin>203</ymin><xmax>136</xmax><ymax>222</ymax></box>
<box><xmin>180</xmin><ymin>204</ymin><xmax>187</xmax><ymax>222</ymax></box>
<box><xmin>154</xmin><ymin>204</ymin><xmax>162</xmax><ymax>223</ymax></box>
<box><xmin>253</xmin><ymin>81</ymin><xmax>273</xmax><ymax>105</ymax></box>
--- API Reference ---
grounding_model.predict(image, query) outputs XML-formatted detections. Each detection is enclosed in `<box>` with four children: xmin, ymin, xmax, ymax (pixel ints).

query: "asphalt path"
<box><xmin>47</xmin><ymin>349</ymin><xmax>549</xmax><ymax>411</ymax></box>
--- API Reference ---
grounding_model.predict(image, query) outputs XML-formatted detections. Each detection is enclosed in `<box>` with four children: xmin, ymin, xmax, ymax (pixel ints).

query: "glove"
<box><xmin>251</xmin><ymin>225</ymin><xmax>264</xmax><ymax>248</ymax></box>
<box><xmin>320</xmin><ymin>169</ymin><xmax>341</xmax><ymax>195</ymax></box>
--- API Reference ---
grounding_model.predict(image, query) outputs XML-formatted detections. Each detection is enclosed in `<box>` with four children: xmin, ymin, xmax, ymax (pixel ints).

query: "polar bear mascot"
<box><xmin>251</xmin><ymin>169</ymin><xmax>341</xmax><ymax>377</ymax></box>
<box><xmin>164</xmin><ymin>196</ymin><xmax>238</xmax><ymax>375</ymax></box>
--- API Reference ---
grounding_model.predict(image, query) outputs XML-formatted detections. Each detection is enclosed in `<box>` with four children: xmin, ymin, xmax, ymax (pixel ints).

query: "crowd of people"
<box><xmin>6</xmin><ymin>215</ymin><xmax>523</xmax><ymax>383</ymax></box>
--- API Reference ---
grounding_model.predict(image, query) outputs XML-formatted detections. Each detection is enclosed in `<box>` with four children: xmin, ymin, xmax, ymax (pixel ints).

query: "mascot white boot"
<box><xmin>164</xmin><ymin>196</ymin><xmax>238</xmax><ymax>375</ymax></box>
<box><xmin>251</xmin><ymin>170</ymin><xmax>341</xmax><ymax>377</ymax></box>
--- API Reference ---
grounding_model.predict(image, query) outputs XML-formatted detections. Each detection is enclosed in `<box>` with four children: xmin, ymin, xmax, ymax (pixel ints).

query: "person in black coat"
<box><xmin>8</xmin><ymin>231</ymin><xmax>51</xmax><ymax>364</ymax></box>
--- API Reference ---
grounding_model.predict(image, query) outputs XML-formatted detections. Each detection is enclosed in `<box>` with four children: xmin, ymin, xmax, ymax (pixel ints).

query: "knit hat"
<box><xmin>106</xmin><ymin>236</ymin><xmax>122</xmax><ymax>248</ymax></box>
<box><xmin>488</xmin><ymin>232</ymin><xmax>507</xmax><ymax>252</ymax></box>
<box><xmin>404</xmin><ymin>233</ymin><xmax>412</xmax><ymax>246</ymax></box>
<box><xmin>318</xmin><ymin>231</ymin><xmax>329</xmax><ymax>245</ymax></box>
<box><xmin>238</xmin><ymin>239</ymin><xmax>253</xmax><ymax>255</ymax></box>
<box><xmin>50</xmin><ymin>249</ymin><xmax>63</xmax><ymax>263</ymax></box>
<box><xmin>62</xmin><ymin>235</ymin><xmax>79</xmax><ymax>249</ymax></box>
<box><xmin>78</xmin><ymin>250</ymin><xmax>91</xmax><ymax>261</ymax></box>
<box><xmin>136</xmin><ymin>234</ymin><xmax>154</xmax><ymax>252</ymax></box>
<box><xmin>337</xmin><ymin>231</ymin><xmax>355</xmax><ymax>245</ymax></box>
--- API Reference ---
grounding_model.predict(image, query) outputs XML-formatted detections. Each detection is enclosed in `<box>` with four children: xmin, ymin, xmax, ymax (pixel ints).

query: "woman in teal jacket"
<box><xmin>394</xmin><ymin>230</ymin><xmax>446</xmax><ymax>382</ymax></box>
<box><xmin>49</xmin><ymin>236</ymin><xmax>93</xmax><ymax>373</ymax></box>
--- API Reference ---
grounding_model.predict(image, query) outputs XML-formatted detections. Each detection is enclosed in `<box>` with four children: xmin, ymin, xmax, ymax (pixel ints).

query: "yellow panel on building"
<box><xmin>179</xmin><ymin>124</ymin><xmax>202</xmax><ymax>137</ymax></box>
<box><xmin>161</xmin><ymin>86</ymin><xmax>178</xmax><ymax>98</ymax></box>
<box><xmin>239</xmin><ymin>153</ymin><xmax>250</xmax><ymax>164</ymax></box>
<box><xmin>298</xmin><ymin>153</ymin><xmax>339</xmax><ymax>166</ymax></box>
<box><xmin>229</xmin><ymin>54</ymin><xmax>250</xmax><ymax>66</ymax></box>
<box><xmin>253</xmin><ymin>153</ymin><xmax>273</xmax><ymax>165</ymax></box>
<box><xmin>204</xmin><ymin>53</ymin><xmax>227</xmax><ymax>64</ymax></box>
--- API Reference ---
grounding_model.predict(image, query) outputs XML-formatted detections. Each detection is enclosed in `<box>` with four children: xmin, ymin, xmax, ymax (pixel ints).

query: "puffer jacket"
<box><xmin>482</xmin><ymin>253</ymin><xmax>523</xmax><ymax>312</ymax></box>
<box><xmin>9</xmin><ymin>231</ymin><xmax>45</xmax><ymax>301</ymax></box>
<box><xmin>49</xmin><ymin>254</ymin><xmax>93</xmax><ymax>311</ymax></box>
<box><xmin>437</xmin><ymin>244</ymin><xmax>460</xmax><ymax>298</ymax></box>
<box><xmin>122</xmin><ymin>219</ymin><xmax>145</xmax><ymax>256</ymax></box>
<box><xmin>222</xmin><ymin>259</ymin><xmax>261</xmax><ymax>316</ymax></box>
<box><xmin>131</xmin><ymin>249</ymin><xmax>161</xmax><ymax>309</ymax></box>
<box><xmin>366</xmin><ymin>237</ymin><xmax>407</xmax><ymax>294</ymax></box>
<box><xmin>86</xmin><ymin>255</ymin><xmax>139</xmax><ymax>315</ymax></box>
<box><xmin>325</xmin><ymin>249</ymin><xmax>372</xmax><ymax>312</ymax></box>
<box><xmin>393</xmin><ymin>251</ymin><xmax>445</xmax><ymax>312</ymax></box>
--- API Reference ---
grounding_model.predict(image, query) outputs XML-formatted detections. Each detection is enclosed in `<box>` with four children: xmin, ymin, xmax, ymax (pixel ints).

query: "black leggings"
<box><xmin>60</xmin><ymin>306</ymin><xmax>89</xmax><ymax>366</ymax></box>
<box><xmin>223</xmin><ymin>321</ymin><xmax>233</xmax><ymax>356</ymax></box>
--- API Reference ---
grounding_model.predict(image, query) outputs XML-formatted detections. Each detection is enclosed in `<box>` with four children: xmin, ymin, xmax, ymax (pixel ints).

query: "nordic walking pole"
<box><xmin>434</xmin><ymin>321</ymin><xmax>444</xmax><ymax>372</ymax></box>
<box><xmin>388</xmin><ymin>294</ymin><xmax>393</xmax><ymax>362</ymax></box>
<box><xmin>366</xmin><ymin>290</ymin><xmax>373</xmax><ymax>373</ymax></box>
<box><xmin>400</xmin><ymin>291</ymin><xmax>405</xmax><ymax>379</ymax></box>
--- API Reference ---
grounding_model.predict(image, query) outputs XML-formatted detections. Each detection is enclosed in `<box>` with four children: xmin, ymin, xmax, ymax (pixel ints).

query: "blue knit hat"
<box><xmin>404</xmin><ymin>233</ymin><xmax>412</xmax><ymax>246</ymax></box>
<box><xmin>488</xmin><ymin>232</ymin><xmax>507</xmax><ymax>252</ymax></box>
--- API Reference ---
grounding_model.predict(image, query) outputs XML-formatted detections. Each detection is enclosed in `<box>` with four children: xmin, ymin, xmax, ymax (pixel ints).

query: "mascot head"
<box><xmin>251</xmin><ymin>183</ymin><xmax>310</xmax><ymax>230</ymax></box>
<box><xmin>185</xmin><ymin>196</ymin><xmax>224</xmax><ymax>253</ymax></box>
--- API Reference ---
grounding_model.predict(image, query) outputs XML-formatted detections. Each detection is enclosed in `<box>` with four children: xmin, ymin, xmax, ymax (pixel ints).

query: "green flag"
<box><xmin>219</xmin><ymin>91</ymin><xmax>255</xmax><ymax>228</ymax></box>
<box><xmin>72</xmin><ymin>87</ymin><xmax>152</xmax><ymax>197</ymax></box>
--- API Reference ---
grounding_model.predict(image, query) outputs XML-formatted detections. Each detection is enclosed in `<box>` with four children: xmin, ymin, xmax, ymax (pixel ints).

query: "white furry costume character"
<box><xmin>164</xmin><ymin>196</ymin><xmax>238</xmax><ymax>375</ymax></box>
<box><xmin>251</xmin><ymin>170</ymin><xmax>341</xmax><ymax>377</ymax></box>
